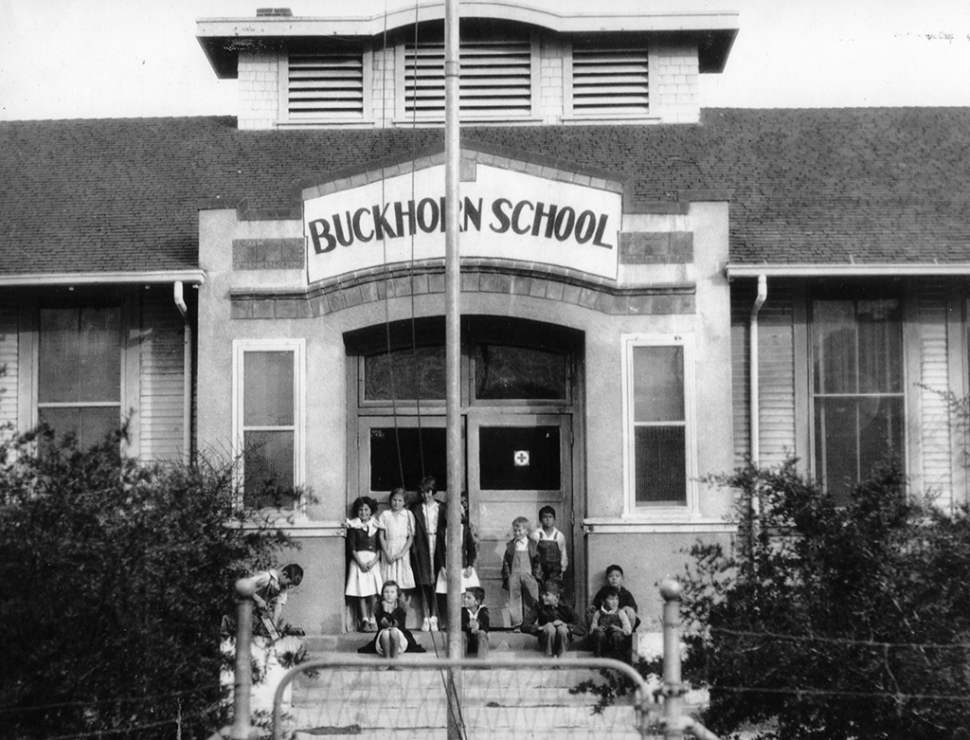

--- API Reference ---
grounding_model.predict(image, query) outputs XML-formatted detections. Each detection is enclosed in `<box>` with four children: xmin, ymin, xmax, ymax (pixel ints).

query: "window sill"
<box><xmin>236</xmin><ymin>516</ymin><xmax>347</xmax><ymax>538</ymax></box>
<box><xmin>583</xmin><ymin>517</ymin><xmax>736</xmax><ymax>535</ymax></box>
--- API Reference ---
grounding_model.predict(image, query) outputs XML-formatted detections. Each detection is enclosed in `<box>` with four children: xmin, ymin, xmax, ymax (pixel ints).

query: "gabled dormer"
<box><xmin>196</xmin><ymin>2</ymin><xmax>738</xmax><ymax>130</ymax></box>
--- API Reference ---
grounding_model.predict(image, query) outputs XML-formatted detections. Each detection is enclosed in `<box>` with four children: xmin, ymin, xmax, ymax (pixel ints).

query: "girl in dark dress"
<box><xmin>357</xmin><ymin>581</ymin><xmax>424</xmax><ymax>658</ymax></box>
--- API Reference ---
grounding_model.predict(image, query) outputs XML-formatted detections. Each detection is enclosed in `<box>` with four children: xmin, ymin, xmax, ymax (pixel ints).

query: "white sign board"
<box><xmin>304</xmin><ymin>164</ymin><xmax>621</xmax><ymax>284</ymax></box>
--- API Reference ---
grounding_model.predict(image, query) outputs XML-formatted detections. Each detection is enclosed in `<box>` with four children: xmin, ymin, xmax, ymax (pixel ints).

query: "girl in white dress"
<box><xmin>345</xmin><ymin>496</ymin><xmax>383</xmax><ymax>632</ymax></box>
<box><xmin>378</xmin><ymin>488</ymin><xmax>416</xmax><ymax>592</ymax></box>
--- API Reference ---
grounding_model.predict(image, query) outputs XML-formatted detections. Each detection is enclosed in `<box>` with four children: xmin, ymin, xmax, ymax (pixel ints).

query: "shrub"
<box><xmin>0</xmin><ymin>425</ymin><xmax>295</xmax><ymax>740</ymax></box>
<box><xmin>681</xmin><ymin>459</ymin><xmax>970</xmax><ymax>740</ymax></box>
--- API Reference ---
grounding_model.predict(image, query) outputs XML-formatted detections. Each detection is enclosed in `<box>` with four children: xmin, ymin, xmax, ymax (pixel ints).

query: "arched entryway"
<box><xmin>345</xmin><ymin>315</ymin><xmax>584</xmax><ymax>624</ymax></box>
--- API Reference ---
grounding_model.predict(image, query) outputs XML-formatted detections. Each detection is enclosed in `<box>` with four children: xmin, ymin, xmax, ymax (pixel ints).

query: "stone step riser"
<box><xmin>288</xmin><ymin>704</ymin><xmax>639</xmax><ymax>731</ymax></box>
<box><xmin>293</xmin><ymin>729</ymin><xmax>646</xmax><ymax>740</ymax></box>
<box><xmin>294</xmin><ymin>667</ymin><xmax>607</xmax><ymax>691</ymax></box>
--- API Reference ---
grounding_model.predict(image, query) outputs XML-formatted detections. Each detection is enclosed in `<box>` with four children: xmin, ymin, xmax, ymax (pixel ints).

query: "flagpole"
<box><xmin>443</xmin><ymin>0</ymin><xmax>464</xmax><ymax>736</ymax></box>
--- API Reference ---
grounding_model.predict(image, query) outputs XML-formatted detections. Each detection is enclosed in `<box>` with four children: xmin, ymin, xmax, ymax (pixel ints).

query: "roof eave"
<box><xmin>728</xmin><ymin>263</ymin><xmax>970</xmax><ymax>279</ymax></box>
<box><xmin>196</xmin><ymin>2</ymin><xmax>740</xmax><ymax>79</ymax></box>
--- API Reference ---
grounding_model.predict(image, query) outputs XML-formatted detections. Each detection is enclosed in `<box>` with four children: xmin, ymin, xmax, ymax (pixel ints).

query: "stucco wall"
<box><xmin>198</xmin><ymin>192</ymin><xmax>734</xmax><ymax>631</ymax></box>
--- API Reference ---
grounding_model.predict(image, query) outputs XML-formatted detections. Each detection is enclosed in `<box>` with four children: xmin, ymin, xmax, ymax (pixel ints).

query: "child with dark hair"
<box><xmin>501</xmin><ymin>516</ymin><xmax>542</xmax><ymax>631</ymax></box>
<box><xmin>587</xmin><ymin>564</ymin><xmax>641</xmax><ymax>631</ymax></box>
<box><xmin>531</xmin><ymin>505</ymin><xmax>568</xmax><ymax>586</ymax></box>
<box><xmin>525</xmin><ymin>580</ymin><xmax>582</xmax><ymax>658</ymax></box>
<box><xmin>345</xmin><ymin>496</ymin><xmax>383</xmax><ymax>632</ymax></box>
<box><xmin>461</xmin><ymin>586</ymin><xmax>490</xmax><ymax>658</ymax></box>
<box><xmin>357</xmin><ymin>581</ymin><xmax>425</xmax><ymax>659</ymax></box>
<box><xmin>250</xmin><ymin>563</ymin><xmax>304</xmax><ymax>639</ymax></box>
<box><xmin>589</xmin><ymin>586</ymin><xmax>632</xmax><ymax>659</ymax></box>
<box><xmin>410</xmin><ymin>475</ymin><xmax>446</xmax><ymax>631</ymax></box>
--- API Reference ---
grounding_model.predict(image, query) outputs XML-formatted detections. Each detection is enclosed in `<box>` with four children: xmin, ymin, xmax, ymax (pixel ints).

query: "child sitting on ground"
<box><xmin>530</xmin><ymin>505</ymin><xmax>568</xmax><ymax>587</ymax></box>
<box><xmin>589</xmin><ymin>586</ymin><xmax>633</xmax><ymax>659</ymax></box>
<box><xmin>461</xmin><ymin>586</ymin><xmax>490</xmax><ymax>659</ymax></box>
<box><xmin>525</xmin><ymin>581</ymin><xmax>582</xmax><ymax>658</ymax></box>
<box><xmin>501</xmin><ymin>516</ymin><xmax>542</xmax><ymax>631</ymax></box>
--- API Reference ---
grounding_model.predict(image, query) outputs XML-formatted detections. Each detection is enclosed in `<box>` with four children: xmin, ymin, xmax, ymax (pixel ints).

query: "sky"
<box><xmin>1</xmin><ymin>0</ymin><xmax>969</xmax><ymax>121</ymax></box>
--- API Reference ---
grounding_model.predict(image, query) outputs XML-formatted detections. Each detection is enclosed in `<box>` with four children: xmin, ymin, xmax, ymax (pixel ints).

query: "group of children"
<box><xmin>346</xmin><ymin>483</ymin><xmax>640</xmax><ymax>661</ymax></box>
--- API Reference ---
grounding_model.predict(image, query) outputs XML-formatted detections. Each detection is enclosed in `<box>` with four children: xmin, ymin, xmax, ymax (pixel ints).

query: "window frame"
<box><xmin>808</xmin><ymin>293</ymin><xmax>906</xmax><ymax>498</ymax></box>
<box><xmin>232</xmin><ymin>338</ymin><xmax>306</xmax><ymax>510</ymax></box>
<box><xmin>620</xmin><ymin>333</ymin><xmax>698</xmax><ymax>518</ymax></box>
<box><xmin>278</xmin><ymin>44</ymin><xmax>373</xmax><ymax>126</ymax></box>
<box><xmin>34</xmin><ymin>303</ymin><xmax>125</xmax><ymax>449</ymax></box>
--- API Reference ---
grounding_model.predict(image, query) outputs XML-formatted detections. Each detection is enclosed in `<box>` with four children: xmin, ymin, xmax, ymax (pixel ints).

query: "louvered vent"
<box><xmin>404</xmin><ymin>37</ymin><xmax>533</xmax><ymax>119</ymax></box>
<box><xmin>288</xmin><ymin>53</ymin><xmax>364</xmax><ymax>120</ymax></box>
<box><xmin>571</xmin><ymin>42</ymin><xmax>649</xmax><ymax>116</ymax></box>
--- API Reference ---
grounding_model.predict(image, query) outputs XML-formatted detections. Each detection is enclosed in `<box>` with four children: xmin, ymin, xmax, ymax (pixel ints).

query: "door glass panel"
<box><xmin>364</xmin><ymin>346</ymin><xmax>446</xmax><ymax>401</ymax></box>
<box><xmin>479</xmin><ymin>426</ymin><xmax>560</xmax><ymax>490</ymax></box>
<box><xmin>474</xmin><ymin>345</ymin><xmax>567</xmax><ymax>400</ymax></box>
<box><xmin>370</xmin><ymin>427</ymin><xmax>447</xmax><ymax>492</ymax></box>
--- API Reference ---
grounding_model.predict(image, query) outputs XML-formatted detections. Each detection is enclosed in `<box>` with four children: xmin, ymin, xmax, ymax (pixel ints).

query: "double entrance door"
<box><xmin>358</xmin><ymin>412</ymin><xmax>573</xmax><ymax>622</ymax></box>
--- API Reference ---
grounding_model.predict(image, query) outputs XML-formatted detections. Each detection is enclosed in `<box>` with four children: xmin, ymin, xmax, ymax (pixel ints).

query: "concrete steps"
<box><xmin>277</xmin><ymin>631</ymin><xmax>656</xmax><ymax>740</ymax></box>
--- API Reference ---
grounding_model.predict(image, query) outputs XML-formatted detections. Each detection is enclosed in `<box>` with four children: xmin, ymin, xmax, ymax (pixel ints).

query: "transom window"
<box><xmin>38</xmin><ymin>305</ymin><xmax>121</xmax><ymax>449</ymax></box>
<box><xmin>812</xmin><ymin>297</ymin><xmax>904</xmax><ymax>501</ymax></box>
<box><xmin>622</xmin><ymin>334</ymin><xmax>696</xmax><ymax>513</ymax></box>
<box><xmin>233</xmin><ymin>339</ymin><xmax>305</xmax><ymax>509</ymax></box>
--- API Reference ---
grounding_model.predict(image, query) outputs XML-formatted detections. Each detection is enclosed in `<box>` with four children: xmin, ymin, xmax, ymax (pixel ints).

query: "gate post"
<box><xmin>230</xmin><ymin>577</ymin><xmax>258</xmax><ymax>740</ymax></box>
<box><xmin>660</xmin><ymin>578</ymin><xmax>686</xmax><ymax>740</ymax></box>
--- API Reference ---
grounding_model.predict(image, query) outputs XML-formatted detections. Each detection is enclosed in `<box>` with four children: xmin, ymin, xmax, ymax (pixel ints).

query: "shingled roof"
<box><xmin>1</xmin><ymin>108</ymin><xmax>969</xmax><ymax>276</ymax></box>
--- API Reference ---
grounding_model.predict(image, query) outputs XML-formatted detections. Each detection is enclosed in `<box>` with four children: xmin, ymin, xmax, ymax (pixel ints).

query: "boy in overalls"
<box><xmin>531</xmin><ymin>505</ymin><xmax>567</xmax><ymax>587</ymax></box>
<box><xmin>501</xmin><ymin>516</ymin><xmax>542</xmax><ymax>631</ymax></box>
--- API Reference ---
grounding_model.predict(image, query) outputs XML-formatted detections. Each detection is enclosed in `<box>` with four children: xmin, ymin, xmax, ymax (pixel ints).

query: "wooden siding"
<box><xmin>916</xmin><ymin>279</ymin><xmax>953</xmax><ymax>506</ymax></box>
<box><xmin>730</xmin><ymin>280</ymin><xmax>752</xmax><ymax>466</ymax></box>
<box><xmin>0</xmin><ymin>304</ymin><xmax>18</xmax><ymax>440</ymax></box>
<box><xmin>758</xmin><ymin>280</ymin><xmax>797</xmax><ymax>467</ymax></box>
<box><xmin>139</xmin><ymin>298</ymin><xmax>185</xmax><ymax>461</ymax></box>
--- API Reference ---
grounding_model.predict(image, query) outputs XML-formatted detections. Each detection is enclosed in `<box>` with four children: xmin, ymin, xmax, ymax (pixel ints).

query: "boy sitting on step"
<box><xmin>524</xmin><ymin>581</ymin><xmax>582</xmax><ymax>658</ymax></box>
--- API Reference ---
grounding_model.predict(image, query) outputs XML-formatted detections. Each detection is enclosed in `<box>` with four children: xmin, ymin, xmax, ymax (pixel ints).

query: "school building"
<box><xmin>2</xmin><ymin>1</ymin><xmax>969</xmax><ymax>634</ymax></box>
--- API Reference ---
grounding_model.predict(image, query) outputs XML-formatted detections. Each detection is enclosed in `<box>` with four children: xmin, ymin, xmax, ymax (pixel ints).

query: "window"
<box><xmin>398</xmin><ymin>24</ymin><xmax>537</xmax><ymax>121</ymax></box>
<box><xmin>812</xmin><ymin>298</ymin><xmax>904</xmax><ymax>501</ymax></box>
<box><xmin>233</xmin><ymin>340</ymin><xmax>305</xmax><ymax>509</ymax></box>
<box><xmin>622</xmin><ymin>334</ymin><xmax>696</xmax><ymax>513</ymax></box>
<box><xmin>567</xmin><ymin>39</ymin><xmax>649</xmax><ymax>118</ymax></box>
<box><xmin>38</xmin><ymin>306</ymin><xmax>121</xmax><ymax>449</ymax></box>
<box><xmin>284</xmin><ymin>48</ymin><xmax>370</xmax><ymax>123</ymax></box>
